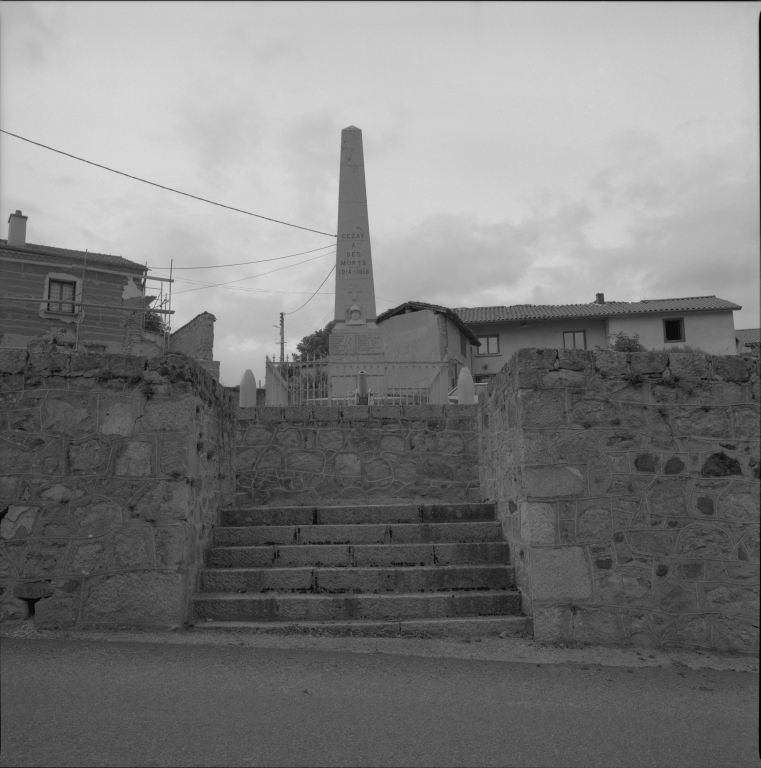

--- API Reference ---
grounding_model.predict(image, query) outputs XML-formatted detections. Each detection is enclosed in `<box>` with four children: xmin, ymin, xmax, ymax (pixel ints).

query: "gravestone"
<box><xmin>328</xmin><ymin>126</ymin><xmax>386</xmax><ymax>399</ymax></box>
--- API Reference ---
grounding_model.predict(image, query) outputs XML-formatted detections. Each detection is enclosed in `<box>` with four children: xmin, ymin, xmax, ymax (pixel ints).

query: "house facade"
<box><xmin>0</xmin><ymin>210</ymin><xmax>220</xmax><ymax>379</ymax></box>
<box><xmin>736</xmin><ymin>328</ymin><xmax>760</xmax><ymax>356</ymax></box>
<box><xmin>456</xmin><ymin>294</ymin><xmax>742</xmax><ymax>384</ymax></box>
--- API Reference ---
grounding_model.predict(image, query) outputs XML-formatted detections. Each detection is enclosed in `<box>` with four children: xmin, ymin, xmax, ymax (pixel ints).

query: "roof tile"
<box><xmin>0</xmin><ymin>239</ymin><xmax>145</xmax><ymax>272</ymax></box>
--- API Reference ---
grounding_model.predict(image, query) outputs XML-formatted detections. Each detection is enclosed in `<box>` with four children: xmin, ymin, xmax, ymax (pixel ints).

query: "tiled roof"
<box><xmin>455</xmin><ymin>296</ymin><xmax>741</xmax><ymax>324</ymax></box>
<box><xmin>376</xmin><ymin>300</ymin><xmax>481</xmax><ymax>345</ymax></box>
<box><xmin>0</xmin><ymin>239</ymin><xmax>145</xmax><ymax>272</ymax></box>
<box><xmin>736</xmin><ymin>328</ymin><xmax>761</xmax><ymax>346</ymax></box>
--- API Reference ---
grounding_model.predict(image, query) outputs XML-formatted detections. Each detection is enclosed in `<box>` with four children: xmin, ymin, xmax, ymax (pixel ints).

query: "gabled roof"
<box><xmin>455</xmin><ymin>296</ymin><xmax>741</xmax><ymax>324</ymax></box>
<box><xmin>736</xmin><ymin>328</ymin><xmax>761</xmax><ymax>346</ymax></box>
<box><xmin>376</xmin><ymin>300</ymin><xmax>481</xmax><ymax>345</ymax></box>
<box><xmin>0</xmin><ymin>239</ymin><xmax>146</xmax><ymax>273</ymax></box>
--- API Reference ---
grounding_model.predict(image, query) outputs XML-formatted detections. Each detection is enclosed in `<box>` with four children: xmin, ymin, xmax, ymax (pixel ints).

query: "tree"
<box><xmin>295</xmin><ymin>321</ymin><xmax>335</xmax><ymax>360</ymax></box>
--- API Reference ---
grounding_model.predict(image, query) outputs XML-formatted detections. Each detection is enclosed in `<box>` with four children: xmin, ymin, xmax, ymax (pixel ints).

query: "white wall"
<box><xmin>467</xmin><ymin>319</ymin><xmax>608</xmax><ymax>377</ymax></box>
<box><xmin>608</xmin><ymin>311</ymin><xmax>736</xmax><ymax>355</ymax></box>
<box><xmin>379</xmin><ymin>310</ymin><xmax>443</xmax><ymax>361</ymax></box>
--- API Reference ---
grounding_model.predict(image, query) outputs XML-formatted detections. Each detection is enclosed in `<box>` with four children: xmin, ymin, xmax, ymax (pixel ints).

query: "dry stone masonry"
<box><xmin>235</xmin><ymin>405</ymin><xmax>481</xmax><ymax>507</ymax></box>
<box><xmin>479</xmin><ymin>348</ymin><xmax>760</xmax><ymax>653</ymax></box>
<box><xmin>0</xmin><ymin>343</ymin><xmax>235</xmax><ymax>628</ymax></box>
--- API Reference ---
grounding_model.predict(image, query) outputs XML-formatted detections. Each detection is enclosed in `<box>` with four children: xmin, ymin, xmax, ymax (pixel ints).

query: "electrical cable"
<box><xmin>0</xmin><ymin>128</ymin><xmax>337</xmax><ymax>238</ymax></box>
<box><xmin>150</xmin><ymin>243</ymin><xmax>336</xmax><ymax>270</ymax></box>
<box><xmin>284</xmin><ymin>265</ymin><xmax>335</xmax><ymax>315</ymax></box>
<box><xmin>172</xmin><ymin>250</ymin><xmax>334</xmax><ymax>295</ymax></box>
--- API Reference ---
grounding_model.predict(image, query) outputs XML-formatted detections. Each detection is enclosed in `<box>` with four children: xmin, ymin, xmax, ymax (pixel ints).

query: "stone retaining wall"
<box><xmin>235</xmin><ymin>405</ymin><xmax>480</xmax><ymax>507</ymax></box>
<box><xmin>479</xmin><ymin>348</ymin><xmax>760</xmax><ymax>653</ymax></box>
<box><xmin>0</xmin><ymin>343</ymin><xmax>235</xmax><ymax>628</ymax></box>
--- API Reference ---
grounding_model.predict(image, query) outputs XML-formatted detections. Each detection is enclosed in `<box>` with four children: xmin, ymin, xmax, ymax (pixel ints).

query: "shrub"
<box><xmin>603</xmin><ymin>332</ymin><xmax>647</xmax><ymax>353</ymax></box>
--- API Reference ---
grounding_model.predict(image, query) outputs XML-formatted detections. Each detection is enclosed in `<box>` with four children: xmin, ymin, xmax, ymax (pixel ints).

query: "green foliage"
<box><xmin>144</xmin><ymin>310</ymin><xmax>166</xmax><ymax>335</ymax></box>
<box><xmin>607</xmin><ymin>332</ymin><xmax>646</xmax><ymax>353</ymax></box>
<box><xmin>295</xmin><ymin>321</ymin><xmax>335</xmax><ymax>361</ymax></box>
<box><xmin>655</xmin><ymin>344</ymin><xmax>708</xmax><ymax>355</ymax></box>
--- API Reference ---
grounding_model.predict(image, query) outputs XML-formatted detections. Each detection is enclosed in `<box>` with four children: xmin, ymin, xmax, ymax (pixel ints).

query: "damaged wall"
<box><xmin>0</xmin><ymin>344</ymin><xmax>235</xmax><ymax>629</ymax></box>
<box><xmin>169</xmin><ymin>312</ymin><xmax>220</xmax><ymax>381</ymax></box>
<box><xmin>479</xmin><ymin>348</ymin><xmax>760</xmax><ymax>653</ymax></box>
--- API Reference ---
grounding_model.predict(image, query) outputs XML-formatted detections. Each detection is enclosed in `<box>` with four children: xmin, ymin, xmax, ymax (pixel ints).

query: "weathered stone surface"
<box><xmin>543</xmin><ymin>370</ymin><xmax>587</xmax><ymax>388</ymax></box>
<box><xmin>629</xmin><ymin>352</ymin><xmax>668</xmax><ymax>376</ymax></box>
<box><xmin>0</xmin><ymin>506</ymin><xmax>39</xmax><ymax>540</ymax></box>
<box><xmin>700</xmin><ymin>452</ymin><xmax>742</xmax><ymax>477</ymax></box>
<box><xmin>244</xmin><ymin>426</ymin><xmax>273</xmax><ymax>446</ymax></box>
<box><xmin>288</xmin><ymin>451</ymin><xmax>324</xmax><ymax>473</ymax></box>
<box><xmin>98</xmin><ymin>399</ymin><xmax>139</xmax><ymax>436</ymax></box>
<box><xmin>627</xmin><ymin>531</ymin><xmax>675</xmax><ymax>556</ymax></box>
<box><xmin>13</xmin><ymin>580</ymin><xmax>54</xmax><ymax>599</ymax></box>
<box><xmin>140</xmin><ymin>398</ymin><xmax>195</xmax><ymax>432</ymax></box>
<box><xmin>21</xmin><ymin>541</ymin><xmax>69</xmax><ymax>578</ymax></box>
<box><xmin>647</xmin><ymin>477</ymin><xmax>689</xmax><ymax>517</ymax></box>
<box><xmin>676</xmin><ymin>524</ymin><xmax>734</xmax><ymax>558</ymax></box>
<box><xmin>334</xmin><ymin>453</ymin><xmax>362</xmax><ymax>476</ymax></box>
<box><xmin>732</xmin><ymin>406</ymin><xmax>760</xmax><ymax>438</ymax></box>
<box><xmin>518</xmin><ymin>390</ymin><xmax>566</xmax><ymax>428</ymax></box>
<box><xmin>40</xmin><ymin>483</ymin><xmax>84</xmax><ymax>504</ymax></box>
<box><xmin>0</xmin><ymin>349</ymin><xmax>28</xmax><ymax>374</ymax></box>
<box><xmin>1</xmin><ymin>596</ymin><xmax>28</xmax><ymax>621</ymax></box>
<box><xmin>664</xmin><ymin>456</ymin><xmax>685</xmax><ymax>475</ymax></box>
<box><xmin>699</xmin><ymin>583</ymin><xmax>759</xmax><ymax>615</ymax></box>
<box><xmin>720</xmin><ymin>482</ymin><xmax>760</xmax><ymax>520</ymax></box>
<box><xmin>113</xmin><ymin>528</ymin><xmax>152</xmax><ymax>568</ymax></box>
<box><xmin>711</xmin><ymin>614</ymin><xmax>759</xmax><ymax>653</ymax></box>
<box><xmin>713</xmin><ymin>356</ymin><xmax>752</xmax><ymax>383</ymax></box>
<box><xmin>532</xmin><ymin>546</ymin><xmax>592</xmax><ymax>600</ymax></box>
<box><xmin>520</xmin><ymin>502</ymin><xmax>556</xmax><ymax>544</ymax></box>
<box><xmin>114</xmin><ymin>441</ymin><xmax>153</xmax><ymax>476</ymax></box>
<box><xmin>594</xmin><ymin>350</ymin><xmax>628</xmax><ymax>378</ymax></box>
<box><xmin>67</xmin><ymin>539</ymin><xmax>108</xmax><ymax>574</ymax></box>
<box><xmin>523</xmin><ymin>465</ymin><xmax>586</xmax><ymax>498</ymax></box>
<box><xmin>159</xmin><ymin>436</ymin><xmax>189</xmax><ymax>475</ymax></box>
<box><xmin>670</xmin><ymin>407</ymin><xmax>731</xmax><ymax>438</ymax></box>
<box><xmin>81</xmin><ymin>571</ymin><xmax>184</xmax><ymax>623</ymax></box>
<box><xmin>568</xmin><ymin>394</ymin><xmax>619</xmax><ymax>428</ymax></box>
<box><xmin>668</xmin><ymin>354</ymin><xmax>710</xmax><ymax>380</ymax></box>
<box><xmin>42</xmin><ymin>393</ymin><xmax>97</xmax><ymax>437</ymax></box>
<box><xmin>68</xmin><ymin>439</ymin><xmax>110</xmax><ymax>473</ymax></box>
<box><xmin>552</xmin><ymin>432</ymin><xmax>601</xmax><ymax>462</ymax></box>
<box><xmin>595</xmin><ymin>567</ymin><xmax>652</xmax><ymax>607</ymax></box>
<box><xmin>256</xmin><ymin>448</ymin><xmax>283</xmax><ymax>470</ymax></box>
<box><xmin>128</xmin><ymin>481</ymin><xmax>190</xmax><ymax>522</ymax></box>
<box><xmin>380</xmin><ymin>434</ymin><xmax>405</xmax><ymax>453</ymax></box>
<box><xmin>654</xmin><ymin>580</ymin><xmax>697</xmax><ymax>613</ymax></box>
<box><xmin>154</xmin><ymin>526</ymin><xmax>185</xmax><ymax>567</ymax></box>
<box><xmin>365</xmin><ymin>458</ymin><xmax>392</xmax><ymax>481</ymax></box>
<box><xmin>576</xmin><ymin>503</ymin><xmax>612</xmax><ymax>544</ymax></box>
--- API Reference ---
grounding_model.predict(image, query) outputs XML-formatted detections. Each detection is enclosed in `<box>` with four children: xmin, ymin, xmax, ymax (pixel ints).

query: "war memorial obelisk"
<box><xmin>328</xmin><ymin>127</ymin><xmax>384</xmax><ymax>397</ymax></box>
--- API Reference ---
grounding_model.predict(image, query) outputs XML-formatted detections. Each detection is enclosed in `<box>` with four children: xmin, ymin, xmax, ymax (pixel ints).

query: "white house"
<box><xmin>456</xmin><ymin>293</ymin><xmax>742</xmax><ymax>384</ymax></box>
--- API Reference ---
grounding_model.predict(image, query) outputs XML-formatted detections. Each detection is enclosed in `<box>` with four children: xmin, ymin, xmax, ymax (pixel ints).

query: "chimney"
<box><xmin>595</xmin><ymin>293</ymin><xmax>605</xmax><ymax>304</ymax></box>
<box><xmin>7</xmin><ymin>210</ymin><xmax>27</xmax><ymax>245</ymax></box>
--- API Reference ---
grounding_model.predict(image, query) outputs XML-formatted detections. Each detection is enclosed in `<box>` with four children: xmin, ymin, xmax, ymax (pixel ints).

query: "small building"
<box><xmin>376</xmin><ymin>300</ymin><xmax>480</xmax><ymax>392</ymax></box>
<box><xmin>456</xmin><ymin>293</ymin><xmax>742</xmax><ymax>384</ymax></box>
<box><xmin>0</xmin><ymin>210</ymin><xmax>220</xmax><ymax>378</ymax></box>
<box><xmin>736</xmin><ymin>328</ymin><xmax>760</xmax><ymax>357</ymax></box>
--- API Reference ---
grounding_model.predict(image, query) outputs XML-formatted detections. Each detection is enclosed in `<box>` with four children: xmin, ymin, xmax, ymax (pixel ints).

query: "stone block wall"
<box><xmin>0</xmin><ymin>344</ymin><xmax>236</xmax><ymax>629</ymax></box>
<box><xmin>235</xmin><ymin>405</ymin><xmax>480</xmax><ymax>506</ymax></box>
<box><xmin>479</xmin><ymin>348</ymin><xmax>760</xmax><ymax>653</ymax></box>
<box><xmin>169</xmin><ymin>312</ymin><xmax>220</xmax><ymax>381</ymax></box>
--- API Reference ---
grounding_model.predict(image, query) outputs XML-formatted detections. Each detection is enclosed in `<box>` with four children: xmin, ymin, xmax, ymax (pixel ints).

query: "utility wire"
<box><xmin>172</xmin><ymin>250</ymin><xmax>334</xmax><ymax>295</ymax></box>
<box><xmin>0</xmin><ymin>128</ymin><xmax>337</xmax><ymax>238</ymax></box>
<box><xmin>150</xmin><ymin>243</ymin><xmax>336</xmax><ymax>270</ymax></box>
<box><xmin>285</xmin><ymin>265</ymin><xmax>335</xmax><ymax>315</ymax></box>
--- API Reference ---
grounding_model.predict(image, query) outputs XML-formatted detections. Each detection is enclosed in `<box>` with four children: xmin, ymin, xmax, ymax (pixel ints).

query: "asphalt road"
<box><xmin>0</xmin><ymin>638</ymin><xmax>758</xmax><ymax>768</ymax></box>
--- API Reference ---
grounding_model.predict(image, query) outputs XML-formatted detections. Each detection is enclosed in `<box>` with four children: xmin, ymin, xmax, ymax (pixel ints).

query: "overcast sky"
<box><xmin>2</xmin><ymin>1</ymin><xmax>758</xmax><ymax>386</ymax></box>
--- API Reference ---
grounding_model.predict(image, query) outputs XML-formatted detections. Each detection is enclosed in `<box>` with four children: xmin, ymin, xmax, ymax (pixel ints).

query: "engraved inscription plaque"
<box><xmin>329</xmin><ymin>333</ymin><xmax>357</xmax><ymax>355</ymax></box>
<box><xmin>356</xmin><ymin>333</ymin><xmax>384</xmax><ymax>355</ymax></box>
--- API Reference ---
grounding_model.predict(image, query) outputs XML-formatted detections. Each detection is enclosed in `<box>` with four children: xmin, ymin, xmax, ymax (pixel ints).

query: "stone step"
<box><xmin>200</xmin><ymin>564</ymin><xmax>514</xmax><ymax>594</ymax></box>
<box><xmin>192</xmin><ymin>615</ymin><xmax>532</xmax><ymax>638</ymax></box>
<box><xmin>220</xmin><ymin>502</ymin><xmax>496</xmax><ymax>527</ymax></box>
<box><xmin>193</xmin><ymin>591</ymin><xmax>522</xmax><ymax>622</ymax></box>
<box><xmin>213</xmin><ymin>521</ymin><xmax>504</xmax><ymax>548</ymax></box>
<box><xmin>206</xmin><ymin>542</ymin><xmax>510</xmax><ymax>569</ymax></box>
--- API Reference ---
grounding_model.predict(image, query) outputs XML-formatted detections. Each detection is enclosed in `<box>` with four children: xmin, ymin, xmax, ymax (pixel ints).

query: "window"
<box><xmin>473</xmin><ymin>374</ymin><xmax>494</xmax><ymax>383</ymax></box>
<box><xmin>663</xmin><ymin>318</ymin><xmax>685</xmax><ymax>343</ymax></box>
<box><xmin>47</xmin><ymin>279</ymin><xmax>77</xmax><ymax>314</ymax></box>
<box><xmin>476</xmin><ymin>335</ymin><xmax>499</xmax><ymax>356</ymax></box>
<box><xmin>563</xmin><ymin>331</ymin><xmax>586</xmax><ymax>350</ymax></box>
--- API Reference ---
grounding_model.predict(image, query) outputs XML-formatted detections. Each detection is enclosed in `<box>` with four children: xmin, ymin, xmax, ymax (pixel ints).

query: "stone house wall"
<box><xmin>235</xmin><ymin>405</ymin><xmax>480</xmax><ymax>507</ymax></box>
<box><xmin>169</xmin><ymin>312</ymin><xmax>219</xmax><ymax>381</ymax></box>
<box><xmin>479</xmin><ymin>347</ymin><xmax>760</xmax><ymax>653</ymax></box>
<box><xmin>0</xmin><ymin>344</ymin><xmax>235</xmax><ymax>628</ymax></box>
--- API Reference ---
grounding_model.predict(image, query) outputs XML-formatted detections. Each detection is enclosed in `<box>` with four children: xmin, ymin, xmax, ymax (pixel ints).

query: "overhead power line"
<box><xmin>172</xmin><ymin>250</ymin><xmax>335</xmax><ymax>295</ymax></box>
<box><xmin>0</xmin><ymin>128</ymin><xmax>337</xmax><ymax>238</ymax></box>
<box><xmin>285</xmin><ymin>265</ymin><xmax>336</xmax><ymax>315</ymax></box>
<box><xmin>151</xmin><ymin>243</ymin><xmax>336</xmax><ymax>270</ymax></box>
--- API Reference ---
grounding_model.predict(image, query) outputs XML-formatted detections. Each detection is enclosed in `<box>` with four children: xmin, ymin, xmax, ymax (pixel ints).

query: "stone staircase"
<box><xmin>192</xmin><ymin>502</ymin><xmax>529</xmax><ymax>637</ymax></box>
